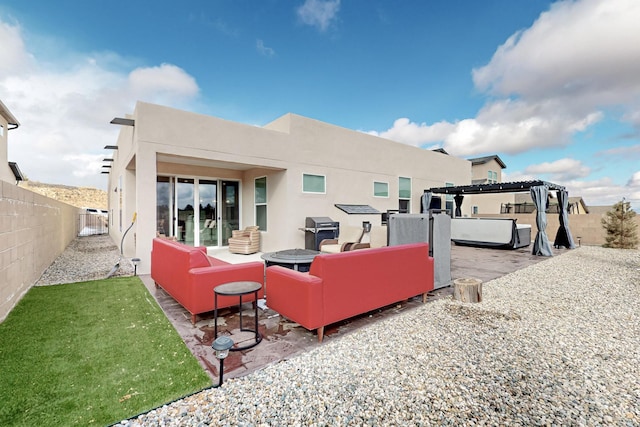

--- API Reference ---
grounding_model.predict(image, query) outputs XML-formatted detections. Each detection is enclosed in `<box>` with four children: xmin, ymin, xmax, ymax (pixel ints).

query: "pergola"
<box><xmin>424</xmin><ymin>180</ymin><xmax>575</xmax><ymax>256</ymax></box>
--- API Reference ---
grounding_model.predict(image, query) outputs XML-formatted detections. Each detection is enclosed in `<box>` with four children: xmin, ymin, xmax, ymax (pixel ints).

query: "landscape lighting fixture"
<box><xmin>212</xmin><ymin>336</ymin><xmax>234</xmax><ymax>386</ymax></box>
<box><xmin>131</xmin><ymin>258</ymin><xmax>140</xmax><ymax>276</ymax></box>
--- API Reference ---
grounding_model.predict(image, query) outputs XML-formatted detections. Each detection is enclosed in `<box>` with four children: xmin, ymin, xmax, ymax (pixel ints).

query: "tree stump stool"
<box><xmin>453</xmin><ymin>278</ymin><xmax>483</xmax><ymax>303</ymax></box>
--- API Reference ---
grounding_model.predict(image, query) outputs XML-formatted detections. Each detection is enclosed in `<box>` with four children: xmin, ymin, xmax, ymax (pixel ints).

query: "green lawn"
<box><xmin>0</xmin><ymin>277</ymin><xmax>212</xmax><ymax>426</ymax></box>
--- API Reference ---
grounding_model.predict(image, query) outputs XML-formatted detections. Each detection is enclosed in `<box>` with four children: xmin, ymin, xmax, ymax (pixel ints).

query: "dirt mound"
<box><xmin>19</xmin><ymin>181</ymin><xmax>107</xmax><ymax>210</ymax></box>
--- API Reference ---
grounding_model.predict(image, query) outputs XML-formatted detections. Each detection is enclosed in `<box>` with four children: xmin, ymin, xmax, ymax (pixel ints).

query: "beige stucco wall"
<box><xmin>471</xmin><ymin>159</ymin><xmax>503</xmax><ymax>183</ymax></box>
<box><xmin>107</xmin><ymin>102</ymin><xmax>472</xmax><ymax>274</ymax></box>
<box><xmin>0</xmin><ymin>182</ymin><xmax>80</xmax><ymax>322</ymax></box>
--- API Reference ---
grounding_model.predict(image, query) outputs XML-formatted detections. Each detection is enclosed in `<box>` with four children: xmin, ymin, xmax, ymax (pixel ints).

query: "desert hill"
<box><xmin>19</xmin><ymin>180</ymin><xmax>108</xmax><ymax>210</ymax></box>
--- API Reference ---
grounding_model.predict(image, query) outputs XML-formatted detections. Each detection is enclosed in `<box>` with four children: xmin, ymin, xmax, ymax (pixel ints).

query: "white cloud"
<box><xmin>0</xmin><ymin>19</ymin><xmax>33</xmax><ymax>77</ymax></box>
<box><xmin>128</xmin><ymin>64</ymin><xmax>198</xmax><ymax>103</ymax></box>
<box><xmin>472</xmin><ymin>0</ymin><xmax>640</xmax><ymax>102</ymax></box>
<box><xmin>297</xmin><ymin>0</ymin><xmax>340</xmax><ymax>32</ymax></box>
<box><xmin>373</xmin><ymin>0</ymin><xmax>640</xmax><ymax>156</ymax></box>
<box><xmin>0</xmin><ymin>18</ymin><xmax>200</xmax><ymax>189</ymax></box>
<box><xmin>523</xmin><ymin>158</ymin><xmax>591</xmax><ymax>181</ymax></box>
<box><xmin>256</xmin><ymin>39</ymin><xmax>275</xmax><ymax>57</ymax></box>
<box><xmin>367</xmin><ymin>117</ymin><xmax>454</xmax><ymax>147</ymax></box>
<box><xmin>597</xmin><ymin>144</ymin><xmax>640</xmax><ymax>157</ymax></box>
<box><xmin>628</xmin><ymin>171</ymin><xmax>640</xmax><ymax>187</ymax></box>
<box><xmin>368</xmin><ymin>100</ymin><xmax>603</xmax><ymax>157</ymax></box>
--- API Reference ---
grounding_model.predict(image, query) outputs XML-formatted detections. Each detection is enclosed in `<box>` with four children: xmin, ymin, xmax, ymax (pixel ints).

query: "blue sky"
<box><xmin>1</xmin><ymin>0</ymin><xmax>639</xmax><ymax>210</ymax></box>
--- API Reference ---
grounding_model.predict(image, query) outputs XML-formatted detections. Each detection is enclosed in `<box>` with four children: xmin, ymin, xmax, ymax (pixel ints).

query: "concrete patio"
<box><xmin>139</xmin><ymin>243</ymin><xmax>563</xmax><ymax>383</ymax></box>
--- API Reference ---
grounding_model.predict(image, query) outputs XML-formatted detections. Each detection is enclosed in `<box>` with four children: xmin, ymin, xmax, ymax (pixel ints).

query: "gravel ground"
<box><xmin>36</xmin><ymin>235</ymin><xmax>134</xmax><ymax>286</ymax></box>
<box><xmin>114</xmin><ymin>245</ymin><xmax>640</xmax><ymax>426</ymax></box>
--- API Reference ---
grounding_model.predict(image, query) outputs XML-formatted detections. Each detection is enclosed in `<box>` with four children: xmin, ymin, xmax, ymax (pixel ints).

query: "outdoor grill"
<box><xmin>303</xmin><ymin>217</ymin><xmax>339</xmax><ymax>251</ymax></box>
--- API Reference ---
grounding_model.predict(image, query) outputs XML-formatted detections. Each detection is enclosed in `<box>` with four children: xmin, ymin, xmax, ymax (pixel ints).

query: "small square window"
<box><xmin>303</xmin><ymin>174</ymin><xmax>326</xmax><ymax>193</ymax></box>
<box><xmin>374</xmin><ymin>181</ymin><xmax>389</xmax><ymax>197</ymax></box>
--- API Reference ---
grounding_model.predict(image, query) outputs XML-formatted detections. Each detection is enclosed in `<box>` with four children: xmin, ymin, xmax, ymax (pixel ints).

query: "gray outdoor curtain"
<box><xmin>553</xmin><ymin>189</ymin><xmax>576</xmax><ymax>249</ymax></box>
<box><xmin>454</xmin><ymin>194</ymin><xmax>464</xmax><ymax>217</ymax></box>
<box><xmin>531</xmin><ymin>185</ymin><xmax>553</xmax><ymax>256</ymax></box>
<box><xmin>420</xmin><ymin>191</ymin><xmax>432</xmax><ymax>213</ymax></box>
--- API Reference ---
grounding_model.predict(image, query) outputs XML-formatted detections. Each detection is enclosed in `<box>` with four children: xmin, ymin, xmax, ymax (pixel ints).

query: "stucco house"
<box><xmin>465</xmin><ymin>155</ymin><xmax>507</xmax><ymax>215</ymax></box>
<box><xmin>106</xmin><ymin>102</ymin><xmax>473</xmax><ymax>274</ymax></box>
<box><xmin>0</xmin><ymin>100</ymin><xmax>21</xmax><ymax>183</ymax></box>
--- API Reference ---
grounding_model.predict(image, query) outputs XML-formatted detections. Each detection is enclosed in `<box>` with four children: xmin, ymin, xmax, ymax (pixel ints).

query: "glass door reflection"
<box><xmin>176</xmin><ymin>178</ymin><xmax>195</xmax><ymax>244</ymax></box>
<box><xmin>221</xmin><ymin>181</ymin><xmax>240</xmax><ymax>246</ymax></box>
<box><xmin>198</xmin><ymin>180</ymin><xmax>217</xmax><ymax>246</ymax></box>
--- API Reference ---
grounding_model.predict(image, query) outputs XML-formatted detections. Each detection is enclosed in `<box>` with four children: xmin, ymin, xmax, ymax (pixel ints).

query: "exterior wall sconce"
<box><xmin>212</xmin><ymin>336</ymin><xmax>234</xmax><ymax>386</ymax></box>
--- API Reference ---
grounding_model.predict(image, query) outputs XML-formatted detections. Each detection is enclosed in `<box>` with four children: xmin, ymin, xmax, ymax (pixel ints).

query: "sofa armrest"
<box><xmin>350</xmin><ymin>242</ymin><xmax>371</xmax><ymax>250</ymax></box>
<box><xmin>266</xmin><ymin>266</ymin><xmax>323</xmax><ymax>330</ymax></box>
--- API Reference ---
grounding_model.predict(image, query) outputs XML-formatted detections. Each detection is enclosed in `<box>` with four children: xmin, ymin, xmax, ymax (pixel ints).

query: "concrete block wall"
<box><xmin>0</xmin><ymin>182</ymin><xmax>79</xmax><ymax>322</ymax></box>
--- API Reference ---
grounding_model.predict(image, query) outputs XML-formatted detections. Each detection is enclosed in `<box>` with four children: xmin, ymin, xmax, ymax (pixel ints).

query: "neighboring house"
<box><xmin>466</xmin><ymin>155</ymin><xmax>507</xmax><ymax>215</ymax></box>
<box><xmin>106</xmin><ymin>101</ymin><xmax>472</xmax><ymax>274</ymax></box>
<box><xmin>0</xmin><ymin>99</ymin><xmax>21</xmax><ymax>183</ymax></box>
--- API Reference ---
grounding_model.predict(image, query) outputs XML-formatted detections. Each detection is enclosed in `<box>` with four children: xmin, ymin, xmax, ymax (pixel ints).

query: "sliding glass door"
<box><xmin>156</xmin><ymin>176</ymin><xmax>240</xmax><ymax>247</ymax></box>
<box><xmin>198</xmin><ymin>180</ymin><xmax>218</xmax><ymax>246</ymax></box>
<box><xmin>220</xmin><ymin>181</ymin><xmax>239</xmax><ymax>246</ymax></box>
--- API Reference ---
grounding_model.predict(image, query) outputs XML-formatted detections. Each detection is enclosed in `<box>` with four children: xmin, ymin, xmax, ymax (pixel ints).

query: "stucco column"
<box><xmin>134</xmin><ymin>142</ymin><xmax>158</xmax><ymax>275</ymax></box>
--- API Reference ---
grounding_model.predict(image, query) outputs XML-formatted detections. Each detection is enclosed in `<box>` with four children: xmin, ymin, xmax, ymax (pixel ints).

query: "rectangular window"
<box><xmin>445</xmin><ymin>182</ymin><xmax>454</xmax><ymax>202</ymax></box>
<box><xmin>488</xmin><ymin>171</ymin><xmax>498</xmax><ymax>184</ymax></box>
<box><xmin>303</xmin><ymin>173</ymin><xmax>326</xmax><ymax>193</ymax></box>
<box><xmin>472</xmin><ymin>206</ymin><xmax>479</xmax><ymax>215</ymax></box>
<box><xmin>399</xmin><ymin>177</ymin><xmax>411</xmax><ymax>213</ymax></box>
<box><xmin>374</xmin><ymin>181</ymin><xmax>389</xmax><ymax>197</ymax></box>
<box><xmin>255</xmin><ymin>177</ymin><xmax>267</xmax><ymax>231</ymax></box>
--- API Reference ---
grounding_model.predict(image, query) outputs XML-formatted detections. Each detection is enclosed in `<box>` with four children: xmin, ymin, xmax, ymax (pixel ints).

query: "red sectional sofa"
<box><xmin>266</xmin><ymin>242</ymin><xmax>434</xmax><ymax>342</ymax></box>
<box><xmin>151</xmin><ymin>238</ymin><xmax>265</xmax><ymax>325</ymax></box>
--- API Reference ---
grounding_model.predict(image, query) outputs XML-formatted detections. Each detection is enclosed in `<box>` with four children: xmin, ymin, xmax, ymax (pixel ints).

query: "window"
<box><xmin>445</xmin><ymin>182</ymin><xmax>454</xmax><ymax>215</ymax></box>
<box><xmin>399</xmin><ymin>177</ymin><xmax>411</xmax><ymax>213</ymax></box>
<box><xmin>472</xmin><ymin>206</ymin><xmax>479</xmax><ymax>215</ymax></box>
<box><xmin>255</xmin><ymin>177</ymin><xmax>267</xmax><ymax>231</ymax></box>
<box><xmin>488</xmin><ymin>171</ymin><xmax>498</xmax><ymax>184</ymax></box>
<box><xmin>303</xmin><ymin>173</ymin><xmax>326</xmax><ymax>193</ymax></box>
<box><xmin>374</xmin><ymin>181</ymin><xmax>389</xmax><ymax>198</ymax></box>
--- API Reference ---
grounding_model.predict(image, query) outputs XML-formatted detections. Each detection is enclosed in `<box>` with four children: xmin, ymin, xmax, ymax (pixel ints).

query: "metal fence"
<box><xmin>77</xmin><ymin>212</ymin><xmax>109</xmax><ymax>236</ymax></box>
